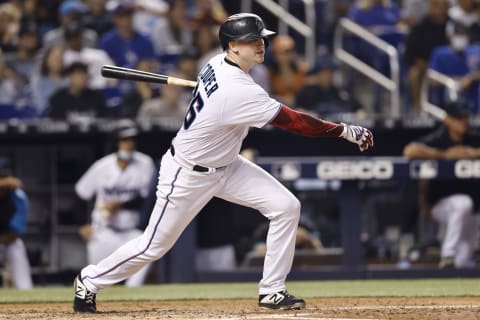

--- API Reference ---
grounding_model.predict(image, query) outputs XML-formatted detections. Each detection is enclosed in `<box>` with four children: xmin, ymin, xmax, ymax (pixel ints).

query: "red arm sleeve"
<box><xmin>270</xmin><ymin>105</ymin><xmax>344</xmax><ymax>137</ymax></box>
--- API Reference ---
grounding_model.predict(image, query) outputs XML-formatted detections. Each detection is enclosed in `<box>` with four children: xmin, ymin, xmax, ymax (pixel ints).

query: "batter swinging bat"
<box><xmin>101</xmin><ymin>65</ymin><xmax>198</xmax><ymax>88</ymax></box>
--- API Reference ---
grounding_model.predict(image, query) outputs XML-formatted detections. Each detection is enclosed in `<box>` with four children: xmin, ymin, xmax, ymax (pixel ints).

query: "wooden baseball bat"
<box><xmin>101</xmin><ymin>65</ymin><xmax>198</xmax><ymax>88</ymax></box>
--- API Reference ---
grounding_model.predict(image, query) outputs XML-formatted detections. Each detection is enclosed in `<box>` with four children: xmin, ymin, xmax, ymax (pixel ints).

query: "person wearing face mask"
<box><xmin>74</xmin><ymin>121</ymin><xmax>156</xmax><ymax>287</ymax></box>
<box><xmin>428</xmin><ymin>21</ymin><xmax>480</xmax><ymax>113</ymax></box>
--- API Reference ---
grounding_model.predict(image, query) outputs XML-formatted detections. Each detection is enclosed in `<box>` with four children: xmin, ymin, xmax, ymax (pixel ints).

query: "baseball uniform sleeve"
<box><xmin>222</xmin><ymin>81</ymin><xmax>281</xmax><ymax>128</ymax></box>
<box><xmin>9</xmin><ymin>189</ymin><xmax>29</xmax><ymax>236</ymax></box>
<box><xmin>75</xmin><ymin>162</ymin><xmax>100</xmax><ymax>200</ymax></box>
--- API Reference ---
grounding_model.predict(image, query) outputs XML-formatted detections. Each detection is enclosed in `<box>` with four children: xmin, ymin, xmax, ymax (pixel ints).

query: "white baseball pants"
<box><xmin>0</xmin><ymin>238</ymin><xmax>33</xmax><ymax>290</ymax></box>
<box><xmin>431</xmin><ymin>194</ymin><xmax>477</xmax><ymax>268</ymax></box>
<box><xmin>87</xmin><ymin>227</ymin><xmax>151</xmax><ymax>287</ymax></box>
<box><xmin>81</xmin><ymin>150</ymin><xmax>300</xmax><ymax>295</ymax></box>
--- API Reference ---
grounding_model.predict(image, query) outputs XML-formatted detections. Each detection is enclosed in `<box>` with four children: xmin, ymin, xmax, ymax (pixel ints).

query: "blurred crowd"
<box><xmin>0</xmin><ymin>0</ymin><xmax>479</xmax><ymax>122</ymax></box>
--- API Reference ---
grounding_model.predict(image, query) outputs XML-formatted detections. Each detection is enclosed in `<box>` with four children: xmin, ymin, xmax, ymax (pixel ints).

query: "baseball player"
<box><xmin>73</xmin><ymin>13</ymin><xmax>373</xmax><ymax>313</ymax></box>
<box><xmin>0</xmin><ymin>171</ymin><xmax>33</xmax><ymax>290</ymax></box>
<box><xmin>403</xmin><ymin>101</ymin><xmax>480</xmax><ymax>268</ymax></box>
<box><xmin>75</xmin><ymin>122</ymin><xmax>156</xmax><ymax>287</ymax></box>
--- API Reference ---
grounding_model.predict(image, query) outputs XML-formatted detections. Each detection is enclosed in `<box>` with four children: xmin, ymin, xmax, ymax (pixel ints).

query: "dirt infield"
<box><xmin>1</xmin><ymin>297</ymin><xmax>479</xmax><ymax>320</ymax></box>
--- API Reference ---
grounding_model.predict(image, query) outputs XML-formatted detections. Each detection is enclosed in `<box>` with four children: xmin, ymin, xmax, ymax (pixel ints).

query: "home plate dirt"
<box><xmin>0</xmin><ymin>297</ymin><xmax>479</xmax><ymax>320</ymax></box>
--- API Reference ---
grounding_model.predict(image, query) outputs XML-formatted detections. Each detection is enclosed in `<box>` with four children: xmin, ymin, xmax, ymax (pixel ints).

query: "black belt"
<box><xmin>170</xmin><ymin>145</ymin><xmax>209</xmax><ymax>172</ymax></box>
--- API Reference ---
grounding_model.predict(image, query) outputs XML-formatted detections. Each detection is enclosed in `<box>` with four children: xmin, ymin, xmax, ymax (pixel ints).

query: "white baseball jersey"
<box><xmin>75</xmin><ymin>152</ymin><xmax>155</xmax><ymax>230</ymax></box>
<box><xmin>172</xmin><ymin>53</ymin><xmax>281</xmax><ymax>168</ymax></box>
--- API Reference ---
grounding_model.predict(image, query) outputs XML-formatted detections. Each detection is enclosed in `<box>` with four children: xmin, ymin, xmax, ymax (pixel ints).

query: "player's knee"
<box><xmin>454</xmin><ymin>195</ymin><xmax>473</xmax><ymax>215</ymax></box>
<box><xmin>284</xmin><ymin>196</ymin><xmax>301</xmax><ymax>218</ymax></box>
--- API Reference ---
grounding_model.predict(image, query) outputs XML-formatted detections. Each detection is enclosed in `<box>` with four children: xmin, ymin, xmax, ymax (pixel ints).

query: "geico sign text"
<box><xmin>455</xmin><ymin>160</ymin><xmax>480</xmax><ymax>178</ymax></box>
<box><xmin>316</xmin><ymin>160</ymin><xmax>394</xmax><ymax>180</ymax></box>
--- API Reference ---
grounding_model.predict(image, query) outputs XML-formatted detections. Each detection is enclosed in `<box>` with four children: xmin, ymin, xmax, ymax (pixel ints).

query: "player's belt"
<box><xmin>170</xmin><ymin>145</ymin><xmax>211</xmax><ymax>173</ymax></box>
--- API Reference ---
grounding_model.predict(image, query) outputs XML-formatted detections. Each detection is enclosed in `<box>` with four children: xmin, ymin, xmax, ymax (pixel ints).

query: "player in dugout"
<box><xmin>73</xmin><ymin>13</ymin><xmax>373</xmax><ymax>313</ymax></box>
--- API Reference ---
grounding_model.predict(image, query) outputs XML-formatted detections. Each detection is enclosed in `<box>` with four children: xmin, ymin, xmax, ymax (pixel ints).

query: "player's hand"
<box><xmin>340</xmin><ymin>123</ymin><xmax>374</xmax><ymax>151</ymax></box>
<box><xmin>78</xmin><ymin>224</ymin><xmax>92</xmax><ymax>242</ymax></box>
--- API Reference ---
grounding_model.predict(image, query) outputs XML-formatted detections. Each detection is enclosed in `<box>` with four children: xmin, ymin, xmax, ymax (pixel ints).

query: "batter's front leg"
<box><xmin>216</xmin><ymin>156</ymin><xmax>301</xmax><ymax>295</ymax></box>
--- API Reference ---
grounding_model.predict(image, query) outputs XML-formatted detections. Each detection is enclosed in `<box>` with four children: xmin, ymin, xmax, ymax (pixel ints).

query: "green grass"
<box><xmin>1</xmin><ymin>279</ymin><xmax>480</xmax><ymax>304</ymax></box>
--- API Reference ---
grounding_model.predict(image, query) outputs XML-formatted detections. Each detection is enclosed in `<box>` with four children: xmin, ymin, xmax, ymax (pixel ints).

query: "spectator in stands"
<box><xmin>399</xmin><ymin>0</ymin><xmax>429</xmax><ymax>27</ymax></box>
<box><xmin>3</xmin><ymin>22</ymin><xmax>40</xmax><ymax>110</ymax></box>
<box><xmin>82</xmin><ymin>0</ymin><xmax>114</xmax><ymax>37</ymax></box>
<box><xmin>449</xmin><ymin>0</ymin><xmax>477</xmax><ymax>27</ymax></box>
<box><xmin>0</xmin><ymin>2</ymin><xmax>21</xmax><ymax>53</ymax></box>
<box><xmin>295</xmin><ymin>57</ymin><xmax>364</xmax><ymax>117</ymax></box>
<box><xmin>62</xmin><ymin>20</ymin><xmax>114</xmax><ymax>90</ymax></box>
<box><xmin>31</xmin><ymin>45</ymin><xmax>68</xmax><ymax>116</ymax></box>
<box><xmin>177</xmin><ymin>48</ymin><xmax>199</xmax><ymax>81</ymax></box>
<box><xmin>189</xmin><ymin>0</ymin><xmax>228</xmax><ymax>28</ymax></box>
<box><xmin>43</xmin><ymin>0</ymin><xmax>98</xmax><ymax>50</ymax></box>
<box><xmin>4</xmin><ymin>22</ymin><xmax>40</xmax><ymax>79</ymax></box>
<box><xmin>468</xmin><ymin>1</ymin><xmax>480</xmax><ymax>44</ymax></box>
<box><xmin>46</xmin><ymin>62</ymin><xmax>108</xmax><ymax>121</ymax></box>
<box><xmin>404</xmin><ymin>0</ymin><xmax>449</xmax><ymax>114</ymax></box>
<box><xmin>403</xmin><ymin>101</ymin><xmax>480</xmax><ymax>268</ymax></box>
<box><xmin>0</xmin><ymin>52</ymin><xmax>22</xmax><ymax>106</ymax></box>
<box><xmin>151</xmin><ymin>0</ymin><xmax>193</xmax><ymax>61</ymax></box>
<box><xmin>136</xmin><ymin>71</ymin><xmax>190</xmax><ymax>124</ymax></box>
<box><xmin>119</xmin><ymin>58</ymin><xmax>161</xmax><ymax>118</ymax></box>
<box><xmin>194</xmin><ymin>24</ymin><xmax>222</xmax><ymax>71</ymax></box>
<box><xmin>99</xmin><ymin>2</ymin><xmax>155</xmax><ymax>69</ymax></box>
<box><xmin>99</xmin><ymin>2</ymin><xmax>155</xmax><ymax>94</ymax></box>
<box><xmin>132</xmin><ymin>0</ymin><xmax>169</xmax><ymax>39</ymax></box>
<box><xmin>428</xmin><ymin>21</ymin><xmax>480</xmax><ymax>113</ymax></box>
<box><xmin>0</xmin><ymin>170</ymin><xmax>33</xmax><ymax>290</ymax></box>
<box><xmin>347</xmin><ymin>0</ymin><xmax>403</xmax><ymax>114</ymax></box>
<box><xmin>267</xmin><ymin>35</ymin><xmax>308</xmax><ymax>106</ymax></box>
<box><xmin>348</xmin><ymin>0</ymin><xmax>400</xmax><ymax>32</ymax></box>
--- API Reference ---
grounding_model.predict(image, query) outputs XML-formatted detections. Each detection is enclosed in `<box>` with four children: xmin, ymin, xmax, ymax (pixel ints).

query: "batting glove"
<box><xmin>339</xmin><ymin>123</ymin><xmax>374</xmax><ymax>152</ymax></box>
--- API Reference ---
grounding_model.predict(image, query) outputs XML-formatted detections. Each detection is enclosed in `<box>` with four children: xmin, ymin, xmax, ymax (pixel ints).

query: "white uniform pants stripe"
<box><xmin>81</xmin><ymin>151</ymin><xmax>300</xmax><ymax>294</ymax></box>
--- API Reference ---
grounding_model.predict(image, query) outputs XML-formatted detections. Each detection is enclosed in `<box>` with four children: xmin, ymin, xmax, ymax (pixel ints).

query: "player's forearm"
<box><xmin>403</xmin><ymin>142</ymin><xmax>444</xmax><ymax>159</ymax></box>
<box><xmin>270</xmin><ymin>105</ymin><xmax>343</xmax><ymax>137</ymax></box>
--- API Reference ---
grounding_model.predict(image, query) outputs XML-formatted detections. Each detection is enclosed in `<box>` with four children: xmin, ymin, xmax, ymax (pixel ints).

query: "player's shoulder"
<box><xmin>133</xmin><ymin>151</ymin><xmax>155</xmax><ymax>166</ymax></box>
<box><xmin>92</xmin><ymin>153</ymin><xmax>117</xmax><ymax>169</ymax></box>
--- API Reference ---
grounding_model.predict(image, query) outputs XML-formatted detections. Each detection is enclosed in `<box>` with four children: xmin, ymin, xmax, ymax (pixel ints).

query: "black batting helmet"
<box><xmin>219</xmin><ymin>13</ymin><xmax>276</xmax><ymax>50</ymax></box>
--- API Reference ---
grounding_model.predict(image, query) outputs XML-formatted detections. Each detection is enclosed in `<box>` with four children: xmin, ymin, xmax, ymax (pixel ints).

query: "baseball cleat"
<box><xmin>258</xmin><ymin>290</ymin><xmax>305</xmax><ymax>310</ymax></box>
<box><xmin>73</xmin><ymin>274</ymin><xmax>96</xmax><ymax>313</ymax></box>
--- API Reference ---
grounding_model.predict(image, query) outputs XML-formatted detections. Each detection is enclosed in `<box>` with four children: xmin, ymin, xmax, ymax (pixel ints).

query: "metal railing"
<box><xmin>333</xmin><ymin>18</ymin><xmax>401</xmax><ymax>118</ymax></box>
<box><xmin>241</xmin><ymin>0</ymin><xmax>316</xmax><ymax>66</ymax></box>
<box><xmin>420</xmin><ymin>69</ymin><xmax>460</xmax><ymax>120</ymax></box>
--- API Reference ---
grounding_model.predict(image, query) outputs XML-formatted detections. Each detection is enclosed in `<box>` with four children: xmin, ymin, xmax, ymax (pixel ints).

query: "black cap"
<box><xmin>112</xmin><ymin>2</ymin><xmax>135</xmax><ymax>15</ymax></box>
<box><xmin>115</xmin><ymin>120</ymin><xmax>138</xmax><ymax>140</ymax></box>
<box><xmin>307</xmin><ymin>57</ymin><xmax>337</xmax><ymax>75</ymax></box>
<box><xmin>64</xmin><ymin>21</ymin><xmax>84</xmax><ymax>39</ymax></box>
<box><xmin>444</xmin><ymin>101</ymin><xmax>471</xmax><ymax>119</ymax></box>
<box><xmin>63</xmin><ymin>61</ymin><xmax>88</xmax><ymax>75</ymax></box>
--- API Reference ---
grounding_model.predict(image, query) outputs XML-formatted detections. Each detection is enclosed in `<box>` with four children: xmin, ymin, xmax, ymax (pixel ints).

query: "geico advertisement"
<box><xmin>455</xmin><ymin>160</ymin><xmax>480</xmax><ymax>178</ymax></box>
<box><xmin>316</xmin><ymin>160</ymin><xmax>394</xmax><ymax>179</ymax></box>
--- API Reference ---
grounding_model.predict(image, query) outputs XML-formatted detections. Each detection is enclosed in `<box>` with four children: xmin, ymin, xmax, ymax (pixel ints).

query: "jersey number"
<box><xmin>184</xmin><ymin>91</ymin><xmax>204</xmax><ymax>130</ymax></box>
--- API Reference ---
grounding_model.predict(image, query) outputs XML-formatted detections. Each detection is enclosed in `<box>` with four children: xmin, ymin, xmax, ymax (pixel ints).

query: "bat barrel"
<box><xmin>101</xmin><ymin>65</ymin><xmax>168</xmax><ymax>84</ymax></box>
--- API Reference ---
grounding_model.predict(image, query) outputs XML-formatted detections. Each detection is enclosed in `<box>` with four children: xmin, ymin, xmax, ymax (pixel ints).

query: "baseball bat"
<box><xmin>101</xmin><ymin>65</ymin><xmax>198</xmax><ymax>88</ymax></box>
